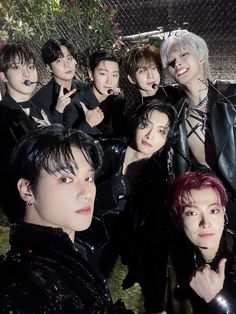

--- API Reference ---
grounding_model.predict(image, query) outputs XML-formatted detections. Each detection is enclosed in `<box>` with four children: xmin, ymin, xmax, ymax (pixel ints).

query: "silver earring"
<box><xmin>26</xmin><ymin>200</ymin><xmax>32</xmax><ymax>206</ymax></box>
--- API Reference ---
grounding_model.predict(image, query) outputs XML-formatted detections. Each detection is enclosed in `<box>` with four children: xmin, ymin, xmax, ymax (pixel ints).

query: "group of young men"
<box><xmin>0</xmin><ymin>30</ymin><xmax>236</xmax><ymax>313</ymax></box>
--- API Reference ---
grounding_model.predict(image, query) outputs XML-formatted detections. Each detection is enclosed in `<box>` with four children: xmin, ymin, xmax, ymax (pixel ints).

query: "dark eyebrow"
<box><xmin>97</xmin><ymin>68</ymin><xmax>108</xmax><ymax>71</ymax></box>
<box><xmin>87</xmin><ymin>167</ymin><xmax>95</xmax><ymax>174</ymax></box>
<box><xmin>97</xmin><ymin>68</ymin><xmax>119</xmax><ymax>73</ymax></box>
<box><xmin>184</xmin><ymin>202</ymin><xmax>221</xmax><ymax>209</ymax></box>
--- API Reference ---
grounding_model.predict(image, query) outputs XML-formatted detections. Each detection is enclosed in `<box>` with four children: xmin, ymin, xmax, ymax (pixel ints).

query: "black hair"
<box><xmin>0</xmin><ymin>41</ymin><xmax>36</xmax><ymax>73</ymax></box>
<box><xmin>10</xmin><ymin>124</ymin><xmax>103</xmax><ymax>221</ymax></box>
<box><xmin>129</xmin><ymin>98</ymin><xmax>178</xmax><ymax>145</ymax></box>
<box><xmin>89</xmin><ymin>50</ymin><xmax>120</xmax><ymax>72</ymax></box>
<box><xmin>41</xmin><ymin>38</ymin><xmax>76</xmax><ymax>65</ymax></box>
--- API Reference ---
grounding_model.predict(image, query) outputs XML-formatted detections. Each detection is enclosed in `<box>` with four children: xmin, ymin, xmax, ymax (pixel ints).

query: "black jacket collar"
<box><xmin>10</xmin><ymin>222</ymin><xmax>75</xmax><ymax>255</ymax></box>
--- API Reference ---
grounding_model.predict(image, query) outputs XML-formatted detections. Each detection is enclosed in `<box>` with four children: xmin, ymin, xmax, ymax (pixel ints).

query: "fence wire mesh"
<box><xmin>0</xmin><ymin>0</ymin><xmax>235</xmax><ymax>98</ymax></box>
<box><xmin>110</xmin><ymin>0</ymin><xmax>236</xmax><ymax>80</ymax></box>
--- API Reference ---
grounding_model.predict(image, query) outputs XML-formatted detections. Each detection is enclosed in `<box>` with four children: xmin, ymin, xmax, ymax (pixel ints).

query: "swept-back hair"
<box><xmin>89</xmin><ymin>50</ymin><xmax>120</xmax><ymax>72</ymax></box>
<box><xmin>171</xmin><ymin>172</ymin><xmax>227</xmax><ymax>226</ymax></box>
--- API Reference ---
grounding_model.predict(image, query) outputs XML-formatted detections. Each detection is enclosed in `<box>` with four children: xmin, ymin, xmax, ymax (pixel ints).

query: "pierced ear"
<box><xmin>46</xmin><ymin>64</ymin><xmax>52</xmax><ymax>73</ymax></box>
<box><xmin>199</xmin><ymin>55</ymin><xmax>205</xmax><ymax>64</ymax></box>
<box><xmin>127</xmin><ymin>74</ymin><xmax>136</xmax><ymax>85</ymax></box>
<box><xmin>17</xmin><ymin>178</ymin><xmax>34</xmax><ymax>204</ymax></box>
<box><xmin>0</xmin><ymin>72</ymin><xmax>7</xmax><ymax>82</ymax></box>
<box><xmin>88</xmin><ymin>70</ymin><xmax>93</xmax><ymax>81</ymax></box>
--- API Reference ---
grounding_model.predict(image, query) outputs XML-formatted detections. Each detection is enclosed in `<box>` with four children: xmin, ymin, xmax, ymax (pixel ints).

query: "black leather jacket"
<box><xmin>171</xmin><ymin>228</ymin><xmax>236</xmax><ymax>314</ymax></box>
<box><xmin>0</xmin><ymin>223</ymin><xmax>133</xmax><ymax>313</ymax></box>
<box><xmin>174</xmin><ymin>80</ymin><xmax>236</xmax><ymax>193</ymax></box>
<box><xmin>81</xmin><ymin>137</ymin><xmax>174</xmax><ymax>313</ymax></box>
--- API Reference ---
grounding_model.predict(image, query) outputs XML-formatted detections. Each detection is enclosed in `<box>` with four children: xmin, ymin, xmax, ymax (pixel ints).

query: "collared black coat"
<box><xmin>32</xmin><ymin>78</ymin><xmax>87</xmax><ymax>123</ymax></box>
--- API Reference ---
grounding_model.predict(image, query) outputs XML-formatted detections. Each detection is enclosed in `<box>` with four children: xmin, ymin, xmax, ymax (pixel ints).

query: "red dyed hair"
<box><xmin>171</xmin><ymin>172</ymin><xmax>227</xmax><ymax>225</ymax></box>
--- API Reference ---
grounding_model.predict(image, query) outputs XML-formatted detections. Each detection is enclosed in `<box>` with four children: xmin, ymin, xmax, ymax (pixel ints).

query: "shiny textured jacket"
<box><xmin>86</xmin><ymin>137</ymin><xmax>174</xmax><ymax>313</ymax></box>
<box><xmin>0</xmin><ymin>223</ymin><xmax>133</xmax><ymax>313</ymax></box>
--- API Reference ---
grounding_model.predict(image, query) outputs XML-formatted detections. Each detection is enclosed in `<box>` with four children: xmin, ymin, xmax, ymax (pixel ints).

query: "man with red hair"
<box><xmin>170</xmin><ymin>172</ymin><xmax>236</xmax><ymax>313</ymax></box>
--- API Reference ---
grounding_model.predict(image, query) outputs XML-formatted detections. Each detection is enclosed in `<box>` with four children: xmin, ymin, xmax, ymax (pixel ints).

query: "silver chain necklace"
<box><xmin>186</xmin><ymin>95</ymin><xmax>209</xmax><ymax>110</ymax></box>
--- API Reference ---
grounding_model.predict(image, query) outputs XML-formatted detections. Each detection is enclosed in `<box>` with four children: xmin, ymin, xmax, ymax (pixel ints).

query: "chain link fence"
<box><xmin>0</xmin><ymin>0</ymin><xmax>235</xmax><ymax>98</ymax></box>
<box><xmin>111</xmin><ymin>0</ymin><xmax>236</xmax><ymax>80</ymax></box>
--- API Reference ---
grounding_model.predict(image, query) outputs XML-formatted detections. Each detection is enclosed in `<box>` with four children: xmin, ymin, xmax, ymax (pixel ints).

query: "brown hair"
<box><xmin>123</xmin><ymin>44</ymin><xmax>162</xmax><ymax>79</ymax></box>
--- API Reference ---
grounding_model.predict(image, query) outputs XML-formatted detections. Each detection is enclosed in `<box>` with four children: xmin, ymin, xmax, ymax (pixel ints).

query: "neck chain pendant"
<box><xmin>186</xmin><ymin>95</ymin><xmax>209</xmax><ymax>110</ymax></box>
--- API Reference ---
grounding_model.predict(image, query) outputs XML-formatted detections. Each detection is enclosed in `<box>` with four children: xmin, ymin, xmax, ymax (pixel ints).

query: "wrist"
<box><xmin>87</xmin><ymin>120</ymin><xmax>95</xmax><ymax>127</ymax></box>
<box><xmin>56</xmin><ymin>104</ymin><xmax>65</xmax><ymax>113</ymax></box>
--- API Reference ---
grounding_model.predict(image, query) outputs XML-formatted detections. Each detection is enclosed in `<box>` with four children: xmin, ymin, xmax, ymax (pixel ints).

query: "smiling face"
<box><xmin>3</xmin><ymin>56</ymin><xmax>38</xmax><ymax>102</ymax></box>
<box><xmin>166</xmin><ymin>46</ymin><xmax>204</xmax><ymax>86</ymax></box>
<box><xmin>90</xmin><ymin>60</ymin><xmax>119</xmax><ymax>100</ymax></box>
<box><xmin>134</xmin><ymin>109</ymin><xmax>170</xmax><ymax>156</ymax></box>
<box><xmin>182</xmin><ymin>188</ymin><xmax>225</xmax><ymax>254</ymax></box>
<box><xmin>129</xmin><ymin>58</ymin><xmax>161</xmax><ymax>97</ymax></box>
<box><xmin>50</xmin><ymin>45</ymin><xmax>77</xmax><ymax>84</ymax></box>
<box><xmin>22</xmin><ymin>147</ymin><xmax>96</xmax><ymax>241</ymax></box>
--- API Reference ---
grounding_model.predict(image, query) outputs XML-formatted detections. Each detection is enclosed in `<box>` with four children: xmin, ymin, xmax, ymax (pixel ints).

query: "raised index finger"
<box><xmin>65</xmin><ymin>88</ymin><xmax>76</xmax><ymax>98</ymax></box>
<box><xmin>59</xmin><ymin>84</ymin><xmax>64</xmax><ymax>96</ymax></box>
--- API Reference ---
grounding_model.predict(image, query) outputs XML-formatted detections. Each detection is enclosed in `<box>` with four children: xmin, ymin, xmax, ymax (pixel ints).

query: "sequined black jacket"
<box><xmin>0</xmin><ymin>223</ymin><xmax>133</xmax><ymax>313</ymax></box>
<box><xmin>171</xmin><ymin>228</ymin><xmax>236</xmax><ymax>314</ymax></box>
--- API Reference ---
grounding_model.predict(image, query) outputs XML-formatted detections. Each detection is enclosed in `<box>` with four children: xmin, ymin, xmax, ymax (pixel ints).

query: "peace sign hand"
<box><xmin>56</xmin><ymin>85</ymin><xmax>76</xmax><ymax>113</ymax></box>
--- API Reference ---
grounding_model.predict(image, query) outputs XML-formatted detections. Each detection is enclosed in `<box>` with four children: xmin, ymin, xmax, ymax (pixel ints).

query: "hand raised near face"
<box><xmin>189</xmin><ymin>258</ymin><xmax>226</xmax><ymax>303</ymax></box>
<box><xmin>80</xmin><ymin>101</ymin><xmax>104</xmax><ymax>127</ymax></box>
<box><xmin>56</xmin><ymin>85</ymin><xmax>76</xmax><ymax>113</ymax></box>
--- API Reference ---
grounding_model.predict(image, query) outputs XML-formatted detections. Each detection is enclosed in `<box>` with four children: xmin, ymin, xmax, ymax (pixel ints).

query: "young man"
<box><xmin>78</xmin><ymin>99</ymin><xmax>177</xmax><ymax>314</ymax></box>
<box><xmin>0</xmin><ymin>41</ymin><xmax>51</xmax><ymax>221</ymax></box>
<box><xmin>123</xmin><ymin>43</ymin><xmax>182</xmax><ymax>109</ymax></box>
<box><xmin>64</xmin><ymin>49</ymin><xmax>127</xmax><ymax>137</ymax></box>
<box><xmin>123</xmin><ymin>44</ymin><xmax>162</xmax><ymax>99</ymax></box>
<box><xmin>33</xmin><ymin>38</ymin><xmax>87</xmax><ymax>123</ymax></box>
<box><xmin>0</xmin><ymin>124</ymin><xmax>133</xmax><ymax>313</ymax></box>
<box><xmin>160</xmin><ymin>30</ymin><xmax>236</xmax><ymax>230</ymax></box>
<box><xmin>170</xmin><ymin>172</ymin><xmax>236</xmax><ymax>313</ymax></box>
